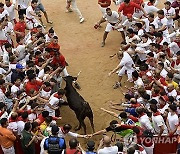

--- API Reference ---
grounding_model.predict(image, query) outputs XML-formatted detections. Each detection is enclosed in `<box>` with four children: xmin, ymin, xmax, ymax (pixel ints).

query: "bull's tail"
<box><xmin>84</xmin><ymin>102</ymin><xmax>95</xmax><ymax>133</ymax></box>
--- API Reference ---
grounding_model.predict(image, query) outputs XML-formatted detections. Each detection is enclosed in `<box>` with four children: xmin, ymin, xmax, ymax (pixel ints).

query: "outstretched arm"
<box><xmin>100</xmin><ymin>108</ymin><xmax>119</xmax><ymax>118</ymax></box>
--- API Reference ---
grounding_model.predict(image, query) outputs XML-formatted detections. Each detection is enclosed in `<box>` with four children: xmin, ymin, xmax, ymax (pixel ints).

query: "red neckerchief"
<box><xmin>176</xmin><ymin>59</ymin><xmax>180</xmax><ymax>65</ymax></box>
<box><xmin>48</xmin><ymin>34</ymin><xmax>52</xmax><ymax>38</ymax></box>
<box><xmin>0</xmin><ymin>111</ymin><xmax>4</xmax><ymax>117</ymax></box>
<box><xmin>153</xmin><ymin>111</ymin><xmax>161</xmax><ymax>116</ymax></box>
<box><xmin>156</xmin><ymin>37</ymin><xmax>163</xmax><ymax>44</ymax></box>
<box><xmin>6</xmin><ymin>2</ymin><xmax>12</xmax><ymax>7</ymax></box>
<box><xmin>54</xmin><ymin>93</ymin><xmax>61</xmax><ymax>99</ymax></box>
<box><xmin>159</xmin><ymin>104</ymin><xmax>165</xmax><ymax>109</ymax></box>
<box><xmin>61</xmin><ymin>127</ymin><xmax>67</xmax><ymax>134</ymax></box>
<box><xmin>0</xmin><ymin>8</ymin><xmax>4</xmax><ymax>14</ymax></box>
<box><xmin>43</xmin><ymin>88</ymin><xmax>51</xmax><ymax>92</ymax></box>
<box><xmin>152</xmin><ymin>93</ymin><xmax>159</xmax><ymax>97</ymax></box>
<box><xmin>139</xmin><ymin>113</ymin><xmax>145</xmax><ymax>118</ymax></box>
<box><xmin>174</xmin><ymin>40</ymin><xmax>180</xmax><ymax>47</ymax></box>
<box><xmin>147</xmin><ymin>2</ymin><xmax>153</xmax><ymax>6</ymax></box>
<box><xmin>0</xmin><ymin>88</ymin><xmax>6</xmax><ymax>94</ymax></box>
<box><xmin>9</xmin><ymin>117</ymin><xmax>17</xmax><ymax>122</ymax></box>
<box><xmin>17</xmin><ymin>116</ymin><xmax>28</xmax><ymax>122</ymax></box>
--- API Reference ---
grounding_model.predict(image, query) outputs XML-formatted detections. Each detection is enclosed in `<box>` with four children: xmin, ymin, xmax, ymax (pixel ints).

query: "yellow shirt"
<box><xmin>40</xmin><ymin>121</ymin><xmax>47</xmax><ymax>132</ymax></box>
<box><xmin>166</xmin><ymin>81</ymin><xmax>178</xmax><ymax>89</ymax></box>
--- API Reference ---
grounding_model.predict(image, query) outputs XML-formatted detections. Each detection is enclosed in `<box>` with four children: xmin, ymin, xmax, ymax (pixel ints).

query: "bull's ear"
<box><xmin>73</xmin><ymin>77</ymin><xmax>77</xmax><ymax>81</ymax></box>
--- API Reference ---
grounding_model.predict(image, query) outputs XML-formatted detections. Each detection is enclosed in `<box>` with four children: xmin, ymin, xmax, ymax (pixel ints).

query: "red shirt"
<box><xmin>51</xmin><ymin>54</ymin><xmax>66</xmax><ymax>67</ymax></box>
<box><xmin>65</xmin><ymin>149</ymin><xmax>81</xmax><ymax>154</ymax></box>
<box><xmin>47</xmin><ymin>42</ymin><xmax>60</xmax><ymax>56</ymax></box>
<box><xmin>25</xmin><ymin>80</ymin><xmax>42</xmax><ymax>95</ymax></box>
<box><xmin>98</xmin><ymin>0</ymin><xmax>111</xmax><ymax>7</ymax></box>
<box><xmin>132</xmin><ymin>0</ymin><xmax>143</xmax><ymax>5</ymax></box>
<box><xmin>36</xmin><ymin>114</ymin><xmax>58</xmax><ymax>125</ymax></box>
<box><xmin>14</xmin><ymin>21</ymin><xmax>26</xmax><ymax>37</ymax></box>
<box><xmin>118</xmin><ymin>1</ymin><xmax>141</xmax><ymax>16</ymax></box>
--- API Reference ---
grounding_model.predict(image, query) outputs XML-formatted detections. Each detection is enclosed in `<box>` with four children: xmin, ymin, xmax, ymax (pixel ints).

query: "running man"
<box><xmin>65</xmin><ymin>0</ymin><xmax>85</xmax><ymax>23</ymax></box>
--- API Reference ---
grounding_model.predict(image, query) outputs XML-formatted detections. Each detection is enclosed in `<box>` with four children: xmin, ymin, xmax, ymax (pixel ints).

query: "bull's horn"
<box><xmin>77</xmin><ymin>71</ymin><xmax>81</xmax><ymax>78</ymax></box>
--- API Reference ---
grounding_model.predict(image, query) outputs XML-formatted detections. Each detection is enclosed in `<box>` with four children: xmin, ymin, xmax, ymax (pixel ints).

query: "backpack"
<box><xmin>44</xmin><ymin>136</ymin><xmax>66</xmax><ymax>154</ymax></box>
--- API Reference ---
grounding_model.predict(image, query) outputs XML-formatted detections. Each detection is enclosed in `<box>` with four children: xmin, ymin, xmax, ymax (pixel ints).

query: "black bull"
<box><xmin>63</xmin><ymin>76</ymin><xmax>95</xmax><ymax>134</ymax></box>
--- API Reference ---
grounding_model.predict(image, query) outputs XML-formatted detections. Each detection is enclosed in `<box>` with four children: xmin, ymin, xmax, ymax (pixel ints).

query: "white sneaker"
<box><xmin>80</xmin><ymin>17</ymin><xmax>84</xmax><ymax>23</ymax></box>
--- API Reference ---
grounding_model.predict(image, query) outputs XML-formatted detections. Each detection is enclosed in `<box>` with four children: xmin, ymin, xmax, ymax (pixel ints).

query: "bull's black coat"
<box><xmin>64</xmin><ymin>76</ymin><xmax>95</xmax><ymax>134</ymax></box>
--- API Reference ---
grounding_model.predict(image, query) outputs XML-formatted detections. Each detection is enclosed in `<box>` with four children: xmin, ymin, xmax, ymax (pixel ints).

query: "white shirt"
<box><xmin>11</xmin><ymin>85</ymin><xmax>20</xmax><ymax>94</ymax></box>
<box><xmin>44</xmin><ymin>93</ymin><xmax>59</xmax><ymax>116</ymax></box>
<box><xmin>126</xmin><ymin>34</ymin><xmax>141</xmax><ymax>44</ymax></box>
<box><xmin>160</xmin><ymin>68</ymin><xmax>168</xmax><ymax>78</ymax></box>
<box><xmin>152</xmin><ymin>114</ymin><xmax>168</xmax><ymax>134</ymax></box>
<box><xmin>158</xmin><ymin>103</ymin><xmax>169</xmax><ymax>114</ymax></box>
<box><xmin>0</xmin><ymin>68</ymin><xmax>6</xmax><ymax>74</ymax></box>
<box><xmin>167</xmin><ymin>112</ymin><xmax>179</xmax><ymax>133</ymax></box>
<box><xmin>58</xmin><ymin>127</ymin><xmax>78</xmax><ymax>138</ymax></box>
<box><xmin>0</xmin><ymin>29</ymin><xmax>8</xmax><ymax>40</ymax></box>
<box><xmin>122</xmin><ymin>19</ymin><xmax>136</xmax><ymax>30</ymax></box>
<box><xmin>141</xmin><ymin>18</ymin><xmax>158</xmax><ymax>32</ymax></box>
<box><xmin>163</xmin><ymin>7</ymin><xmax>176</xmax><ymax>26</ymax></box>
<box><xmin>8</xmin><ymin>121</ymin><xmax>18</xmax><ymax>132</ymax></box>
<box><xmin>134</xmin><ymin>77</ymin><xmax>144</xmax><ymax>88</ymax></box>
<box><xmin>28</xmin><ymin>113</ymin><xmax>37</xmax><ymax>122</ymax></box>
<box><xmin>167</xmin><ymin>89</ymin><xmax>177</xmax><ymax>97</ymax></box>
<box><xmin>144</xmin><ymin>1</ymin><xmax>159</xmax><ymax>14</ymax></box>
<box><xmin>169</xmin><ymin>41</ymin><xmax>180</xmax><ymax>55</ymax></box>
<box><xmin>17</xmin><ymin>120</ymin><xmax>25</xmax><ymax>135</ymax></box>
<box><xmin>119</xmin><ymin>51</ymin><xmax>134</xmax><ymax>69</ymax></box>
<box><xmin>98</xmin><ymin>146</ymin><xmax>118</xmax><ymax>154</ymax></box>
<box><xmin>40</xmin><ymin>89</ymin><xmax>51</xmax><ymax>99</ymax></box>
<box><xmin>4</xmin><ymin>3</ymin><xmax>16</xmax><ymax>21</ymax></box>
<box><xmin>139</xmin><ymin>114</ymin><xmax>154</xmax><ymax>133</ymax></box>
<box><xmin>136</xmin><ymin>39</ymin><xmax>152</xmax><ymax>61</ymax></box>
<box><xmin>104</xmin><ymin>11</ymin><xmax>119</xmax><ymax>24</ymax></box>
<box><xmin>0</xmin><ymin>9</ymin><xmax>9</xmax><ymax>20</ymax></box>
<box><xmin>154</xmin><ymin>16</ymin><xmax>169</xmax><ymax>37</ymax></box>
<box><xmin>17</xmin><ymin>0</ymin><xmax>30</xmax><ymax>9</ymax></box>
<box><xmin>26</xmin><ymin>5</ymin><xmax>35</xmax><ymax>19</ymax></box>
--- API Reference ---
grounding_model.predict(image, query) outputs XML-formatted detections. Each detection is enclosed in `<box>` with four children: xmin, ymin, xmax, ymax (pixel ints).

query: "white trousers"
<box><xmin>71</xmin><ymin>0</ymin><xmax>83</xmax><ymax>19</ymax></box>
<box><xmin>1</xmin><ymin>146</ymin><xmax>15</xmax><ymax>154</ymax></box>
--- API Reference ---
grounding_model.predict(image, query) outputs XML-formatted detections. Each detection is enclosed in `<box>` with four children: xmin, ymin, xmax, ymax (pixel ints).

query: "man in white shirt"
<box><xmin>144</xmin><ymin>0</ymin><xmax>159</xmax><ymax>14</ymax></box>
<box><xmin>141</xmin><ymin>12</ymin><xmax>158</xmax><ymax>32</ymax></box>
<box><xmin>166</xmin><ymin>104</ymin><xmax>179</xmax><ymax>135</ymax></box>
<box><xmin>132</xmin><ymin>71</ymin><xmax>144</xmax><ymax>89</ymax></box>
<box><xmin>0</xmin><ymin>79</ymin><xmax>6</xmax><ymax>104</ymax></box>
<box><xmin>97</xmin><ymin>135</ymin><xmax>118</xmax><ymax>154</ymax></box>
<box><xmin>58</xmin><ymin>124</ymin><xmax>86</xmax><ymax>139</ymax></box>
<box><xmin>17</xmin><ymin>0</ymin><xmax>30</xmax><ymax>16</ymax></box>
<box><xmin>11</xmin><ymin>78</ymin><xmax>21</xmax><ymax>97</ymax></box>
<box><xmin>26</xmin><ymin>0</ymin><xmax>41</xmax><ymax>30</ymax></box>
<box><xmin>134</xmin><ymin>34</ymin><xmax>152</xmax><ymax>63</ymax></box>
<box><xmin>150</xmin><ymin>104</ymin><xmax>168</xmax><ymax>136</ymax></box>
<box><xmin>4</xmin><ymin>0</ymin><xmax>16</xmax><ymax>24</ymax></box>
<box><xmin>97</xmin><ymin>8</ymin><xmax>120</xmax><ymax>47</ymax></box>
<box><xmin>0</xmin><ymin>2</ymin><xmax>9</xmax><ymax>20</ymax></box>
<box><xmin>163</xmin><ymin>1</ymin><xmax>176</xmax><ymax>31</ymax></box>
<box><xmin>108</xmin><ymin>50</ymin><xmax>135</xmax><ymax>89</ymax></box>
<box><xmin>154</xmin><ymin>10</ymin><xmax>169</xmax><ymax>38</ymax></box>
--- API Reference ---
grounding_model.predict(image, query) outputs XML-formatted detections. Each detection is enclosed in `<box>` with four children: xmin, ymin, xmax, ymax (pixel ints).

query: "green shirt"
<box><xmin>21</xmin><ymin>130</ymin><xmax>35</xmax><ymax>152</ymax></box>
